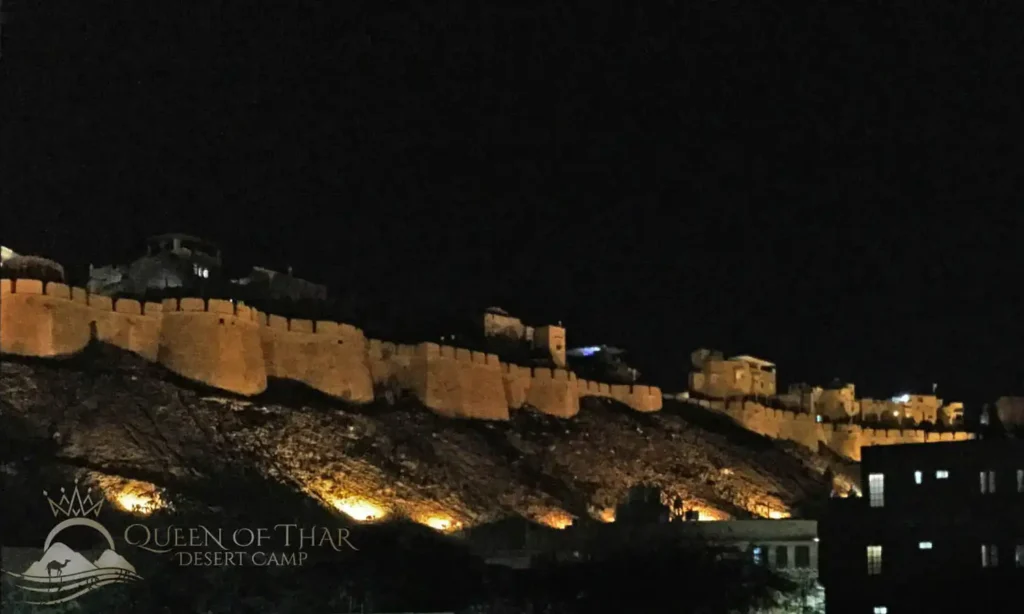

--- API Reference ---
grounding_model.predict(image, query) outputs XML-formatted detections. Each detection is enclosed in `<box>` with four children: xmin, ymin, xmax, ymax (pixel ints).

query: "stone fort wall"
<box><xmin>1</xmin><ymin>279</ymin><xmax>662</xmax><ymax>420</ymax></box>
<box><xmin>704</xmin><ymin>399</ymin><xmax>974</xmax><ymax>461</ymax></box>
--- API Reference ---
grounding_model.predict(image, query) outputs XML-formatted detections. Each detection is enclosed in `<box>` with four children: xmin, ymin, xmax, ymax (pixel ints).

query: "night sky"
<box><xmin>2</xmin><ymin>2</ymin><xmax>1023</xmax><ymax>405</ymax></box>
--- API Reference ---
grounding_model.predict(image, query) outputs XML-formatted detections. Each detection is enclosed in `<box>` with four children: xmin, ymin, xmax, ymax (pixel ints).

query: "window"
<box><xmin>752</xmin><ymin>546</ymin><xmax>763</xmax><ymax>566</ymax></box>
<box><xmin>914</xmin><ymin>470</ymin><xmax>922</xmax><ymax>484</ymax></box>
<box><xmin>874</xmin><ymin>608</ymin><xmax>888</xmax><ymax>614</ymax></box>
<box><xmin>734</xmin><ymin>369</ymin><xmax>743</xmax><ymax>383</ymax></box>
<box><xmin>936</xmin><ymin>470</ymin><xmax>949</xmax><ymax>479</ymax></box>
<box><xmin>867</xmin><ymin>545</ymin><xmax>882</xmax><ymax>575</ymax></box>
<box><xmin>775</xmin><ymin>545</ymin><xmax>789</xmax><ymax>568</ymax></box>
<box><xmin>980</xmin><ymin>470</ymin><xmax>996</xmax><ymax>494</ymax></box>
<box><xmin>919</xmin><ymin>541</ymin><xmax>933</xmax><ymax>550</ymax></box>
<box><xmin>1016</xmin><ymin>545</ymin><xmax>1024</xmax><ymax>568</ymax></box>
<box><xmin>868</xmin><ymin>473</ymin><xmax>885</xmax><ymax>507</ymax></box>
<box><xmin>816</xmin><ymin>415</ymin><xmax>823</xmax><ymax>423</ymax></box>
<box><xmin>1017</xmin><ymin>469</ymin><xmax>1022</xmax><ymax>493</ymax></box>
<box><xmin>795</xmin><ymin>545</ymin><xmax>810</xmax><ymax>568</ymax></box>
<box><xmin>982</xmin><ymin>544</ymin><xmax>999</xmax><ymax>568</ymax></box>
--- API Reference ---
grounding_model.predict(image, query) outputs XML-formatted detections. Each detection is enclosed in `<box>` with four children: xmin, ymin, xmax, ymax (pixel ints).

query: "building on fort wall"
<box><xmin>482</xmin><ymin>307</ymin><xmax>566</xmax><ymax>368</ymax></box>
<box><xmin>993</xmin><ymin>396</ymin><xmax>1024</xmax><ymax>429</ymax></box>
<box><xmin>1</xmin><ymin>245</ymin><xmax>65</xmax><ymax>282</ymax></box>
<box><xmin>688</xmin><ymin>349</ymin><xmax>777</xmax><ymax>399</ymax></box>
<box><xmin>85</xmin><ymin>233</ymin><xmax>328</xmax><ymax>305</ymax></box>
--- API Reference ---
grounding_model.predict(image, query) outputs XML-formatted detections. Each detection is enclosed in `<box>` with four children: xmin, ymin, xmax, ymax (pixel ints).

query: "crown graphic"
<box><xmin>43</xmin><ymin>479</ymin><xmax>103</xmax><ymax>518</ymax></box>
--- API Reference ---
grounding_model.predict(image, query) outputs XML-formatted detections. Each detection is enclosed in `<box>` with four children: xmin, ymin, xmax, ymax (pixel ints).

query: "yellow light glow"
<box><xmin>116</xmin><ymin>493</ymin><xmax>160</xmax><ymax>515</ymax></box>
<box><xmin>767</xmin><ymin>510</ymin><xmax>789</xmax><ymax>519</ymax></box>
<box><xmin>332</xmin><ymin>498</ymin><xmax>387</xmax><ymax>522</ymax></box>
<box><xmin>539</xmin><ymin>511</ymin><xmax>574</xmax><ymax>530</ymax></box>
<box><xmin>597</xmin><ymin>508</ymin><xmax>616</xmax><ymax>523</ymax></box>
<box><xmin>422</xmin><ymin>515</ymin><xmax>460</xmax><ymax>532</ymax></box>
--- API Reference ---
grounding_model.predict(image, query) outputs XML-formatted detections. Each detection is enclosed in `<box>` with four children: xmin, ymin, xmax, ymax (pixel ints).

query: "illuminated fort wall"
<box><xmin>709</xmin><ymin>399</ymin><xmax>974</xmax><ymax>461</ymax></box>
<box><xmin>2</xmin><ymin>279</ymin><xmax>662</xmax><ymax>420</ymax></box>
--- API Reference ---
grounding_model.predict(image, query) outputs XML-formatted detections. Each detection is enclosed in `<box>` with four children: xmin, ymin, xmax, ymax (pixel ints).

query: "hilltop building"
<box><xmin>820</xmin><ymin>439</ymin><xmax>1024</xmax><ymax>614</ymax></box>
<box><xmin>0</xmin><ymin>245</ymin><xmax>65</xmax><ymax>282</ymax></box>
<box><xmin>88</xmin><ymin>233</ymin><xmax>222</xmax><ymax>295</ymax></box>
<box><xmin>567</xmin><ymin>345</ymin><xmax>640</xmax><ymax>384</ymax></box>
<box><xmin>482</xmin><ymin>307</ymin><xmax>566</xmax><ymax>367</ymax></box>
<box><xmin>994</xmin><ymin>396</ymin><xmax>1024</xmax><ymax>429</ymax></box>
<box><xmin>232</xmin><ymin>266</ymin><xmax>327</xmax><ymax>302</ymax></box>
<box><xmin>86</xmin><ymin>233</ymin><xmax>327</xmax><ymax>303</ymax></box>
<box><xmin>688</xmin><ymin>349</ymin><xmax>777</xmax><ymax>398</ymax></box>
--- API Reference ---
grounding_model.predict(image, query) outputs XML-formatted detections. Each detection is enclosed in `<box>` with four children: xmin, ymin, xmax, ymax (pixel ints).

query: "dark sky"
<box><xmin>2</xmin><ymin>2</ymin><xmax>1023</xmax><ymax>404</ymax></box>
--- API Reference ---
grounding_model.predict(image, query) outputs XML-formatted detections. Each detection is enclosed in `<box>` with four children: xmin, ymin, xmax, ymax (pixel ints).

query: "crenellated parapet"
<box><xmin>158</xmin><ymin>297</ymin><xmax>266</xmax><ymax>396</ymax></box>
<box><xmin>705</xmin><ymin>399</ymin><xmax>976</xmax><ymax>461</ymax></box>
<box><xmin>2</xmin><ymin>277</ymin><xmax>665</xmax><ymax>420</ymax></box>
<box><xmin>259</xmin><ymin>314</ymin><xmax>373</xmax><ymax>403</ymax></box>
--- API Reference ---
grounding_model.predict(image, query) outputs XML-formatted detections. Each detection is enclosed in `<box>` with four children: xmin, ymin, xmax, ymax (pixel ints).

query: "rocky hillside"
<box><xmin>0</xmin><ymin>343</ymin><xmax>852</xmax><ymax>531</ymax></box>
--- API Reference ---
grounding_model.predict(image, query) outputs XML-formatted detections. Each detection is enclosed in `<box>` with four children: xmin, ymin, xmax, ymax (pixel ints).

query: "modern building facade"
<box><xmin>820</xmin><ymin>439</ymin><xmax>1024</xmax><ymax>614</ymax></box>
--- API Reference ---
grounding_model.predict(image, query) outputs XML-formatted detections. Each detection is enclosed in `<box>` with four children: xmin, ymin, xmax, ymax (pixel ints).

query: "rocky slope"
<box><xmin>0</xmin><ymin>343</ymin><xmax>850</xmax><ymax>530</ymax></box>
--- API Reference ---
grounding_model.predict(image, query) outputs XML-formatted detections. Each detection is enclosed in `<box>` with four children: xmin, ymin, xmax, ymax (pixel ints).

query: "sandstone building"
<box><xmin>688</xmin><ymin>349</ymin><xmax>777</xmax><ymax>399</ymax></box>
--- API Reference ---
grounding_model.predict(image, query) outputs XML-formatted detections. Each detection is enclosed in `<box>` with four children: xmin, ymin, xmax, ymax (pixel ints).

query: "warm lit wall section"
<box><xmin>415</xmin><ymin>344</ymin><xmax>509</xmax><ymax>420</ymax></box>
<box><xmin>2</xmin><ymin>277</ymin><xmax>664</xmax><ymax>421</ymax></box>
<box><xmin>525</xmin><ymin>368</ymin><xmax>579</xmax><ymax>418</ymax></box>
<box><xmin>533</xmin><ymin>325</ymin><xmax>566</xmax><ymax>368</ymax></box>
<box><xmin>157</xmin><ymin>298</ymin><xmax>267</xmax><ymax>396</ymax></box>
<box><xmin>260</xmin><ymin>316</ymin><xmax>374</xmax><ymax>403</ymax></box>
<box><xmin>711</xmin><ymin>400</ymin><xmax>975</xmax><ymax>461</ymax></box>
<box><xmin>0</xmin><ymin>280</ymin><xmax>92</xmax><ymax>357</ymax></box>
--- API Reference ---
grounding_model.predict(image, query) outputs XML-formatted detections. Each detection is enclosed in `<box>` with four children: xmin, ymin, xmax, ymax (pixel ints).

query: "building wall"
<box><xmin>0</xmin><ymin>277</ymin><xmax>665</xmax><ymax>420</ymax></box>
<box><xmin>749</xmin><ymin>367</ymin><xmax>777</xmax><ymax>396</ymax></box>
<box><xmin>817</xmin><ymin>385</ymin><xmax>857</xmax><ymax>420</ymax></box>
<box><xmin>994</xmin><ymin>396</ymin><xmax>1024</xmax><ymax>428</ymax></box>
<box><xmin>533</xmin><ymin>325</ymin><xmax>566</xmax><ymax>368</ymax></box>
<box><xmin>904</xmin><ymin>394</ymin><xmax>942</xmax><ymax>424</ymax></box>
<box><xmin>689</xmin><ymin>358</ymin><xmax>751</xmax><ymax>398</ymax></box>
<box><xmin>483</xmin><ymin>312</ymin><xmax>528</xmax><ymax>340</ymax></box>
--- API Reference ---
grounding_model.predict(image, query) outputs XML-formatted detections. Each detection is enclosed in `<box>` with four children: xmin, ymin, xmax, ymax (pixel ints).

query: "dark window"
<box><xmin>775</xmin><ymin>546</ymin><xmax>789</xmax><ymax>568</ymax></box>
<box><xmin>795</xmin><ymin>545</ymin><xmax>811</xmax><ymax>568</ymax></box>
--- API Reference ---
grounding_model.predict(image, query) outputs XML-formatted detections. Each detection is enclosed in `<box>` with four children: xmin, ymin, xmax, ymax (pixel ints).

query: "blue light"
<box><xmin>575</xmin><ymin>346</ymin><xmax>602</xmax><ymax>357</ymax></box>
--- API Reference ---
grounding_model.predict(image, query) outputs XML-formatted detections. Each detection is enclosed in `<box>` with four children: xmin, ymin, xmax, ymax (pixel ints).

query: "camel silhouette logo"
<box><xmin>1</xmin><ymin>480</ymin><xmax>142</xmax><ymax>605</ymax></box>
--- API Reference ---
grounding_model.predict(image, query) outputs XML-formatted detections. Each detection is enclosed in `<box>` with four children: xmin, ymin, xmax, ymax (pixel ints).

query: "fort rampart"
<box><xmin>702</xmin><ymin>399</ymin><xmax>974</xmax><ymax>461</ymax></box>
<box><xmin>1</xmin><ymin>279</ymin><xmax>662</xmax><ymax>420</ymax></box>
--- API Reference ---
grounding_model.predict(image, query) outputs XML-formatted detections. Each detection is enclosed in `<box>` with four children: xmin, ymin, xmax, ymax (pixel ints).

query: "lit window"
<box><xmin>1017</xmin><ymin>469</ymin><xmax>1023</xmax><ymax>493</ymax></box>
<box><xmin>1016</xmin><ymin>545</ymin><xmax>1024</xmax><ymax>568</ymax></box>
<box><xmin>980</xmin><ymin>470</ymin><xmax>996</xmax><ymax>494</ymax></box>
<box><xmin>816</xmin><ymin>415</ymin><xmax>823</xmax><ymax>423</ymax></box>
<box><xmin>982</xmin><ymin>544</ymin><xmax>999</xmax><ymax>568</ymax></box>
<box><xmin>874</xmin><ymin>608</ymin><xmax>888</xmax><ymax>614</ymax></box>
<box><xmin>936</xmin><ymin>470</ymin><xmax>949</xmax><ymax>479</ymax></box>
<box><xmin>914</xmin><ymin>470</ymin><xmax>922</xmax><ymax>484</ymax></box>
<box><xmin>867</xmin><ymin>545</ymin><xmax>882</xmax><ymax>575</ymax></box>
<box><xmin>919</xmin><ymin>541</ymin><xmax>932</xmax><ymax>550</ymax></box>
<box><xmin>868</xmin><ymin>473</ymin><xmax>885</xmax><ymax>508</ymax></box>
<box><xmin>752</xmin><ymin>546</ymin><xmax>763</xmax><ymax>565</ymax></box>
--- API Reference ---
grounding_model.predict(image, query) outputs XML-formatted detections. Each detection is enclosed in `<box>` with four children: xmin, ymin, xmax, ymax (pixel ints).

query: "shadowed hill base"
<box><xmin>1</xmin><ymin>344</ymin><xmax>833</xmax><ymax>529</ymax></box>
